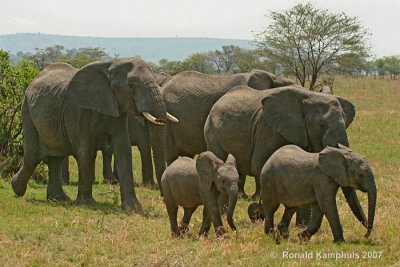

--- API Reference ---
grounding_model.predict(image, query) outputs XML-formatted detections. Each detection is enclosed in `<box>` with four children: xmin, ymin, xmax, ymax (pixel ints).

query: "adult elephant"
<box><xmin>12</xmin><ymin>58</ymin><xmax>177</xmax><ymax>210</ymax></box>
<box><xmin>63</xmin><ymin>72</ymin><xmax>173</xmax><ymax>186</ymax></box>
<box><xmin>152</xmin><ymin>70</ymin><xmax>295</xmax><ymax>195</ymax></box>
<box><xmin>204</xmin><ymin>85</ymin><xmax>367</xmax><ymax>226</ymax></box>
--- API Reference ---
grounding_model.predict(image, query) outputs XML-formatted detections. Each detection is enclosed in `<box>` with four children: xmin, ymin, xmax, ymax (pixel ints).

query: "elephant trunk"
<box><xmin>148</xmin><ymin>82</ymin><xmax>167</xmax><ymax>122</ymax></box>
<box><xmin>342</xmin><ymin>187</ymin><xmax>368</xmax><ymax>228</ymax></box>
<box><xmin>149</xmin><ymin>123</ymin><xmax>166</xmax><ymax>196</ymax></box>
<box><xmin>365</xmin><ymin>178</ymin><xmax>377</xmax><ymax>238</ymax></box>
<box><xmin>227</xmin><ymin>187</ymin><xmax>239</xmax><ymax>231</ymax></box>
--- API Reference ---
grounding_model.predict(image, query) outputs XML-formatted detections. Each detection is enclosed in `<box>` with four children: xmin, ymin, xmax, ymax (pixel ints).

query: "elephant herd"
<box><xmin>11</xmin><ymin>57</ymin><xmax>376</xmax><ymax>243</ymax></box>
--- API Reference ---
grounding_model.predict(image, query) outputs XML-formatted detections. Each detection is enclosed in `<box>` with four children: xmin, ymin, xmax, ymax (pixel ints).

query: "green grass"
<box><xmin>0</xmin><ymin>76</ymin><xmax>399</xmax><ymax>266</ymax></box>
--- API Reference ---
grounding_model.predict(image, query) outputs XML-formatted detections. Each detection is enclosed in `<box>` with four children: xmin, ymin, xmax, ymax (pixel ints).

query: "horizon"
<box><xmin>1</xmin><ymin>0</ymin><xmax>399</xmax><ymax>58</ymax></box>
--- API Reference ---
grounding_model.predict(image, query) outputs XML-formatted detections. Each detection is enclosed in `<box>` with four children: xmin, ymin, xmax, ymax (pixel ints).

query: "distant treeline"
<box><xmin>8</xmin><ymin>45</ymin><xmax>400</xmax><ymax>80</ymax></box>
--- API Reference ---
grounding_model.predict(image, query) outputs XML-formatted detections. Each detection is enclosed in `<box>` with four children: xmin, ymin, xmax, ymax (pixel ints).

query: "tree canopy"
<box><xmin>255</xmin><ymin>2</ymin><xmax>371</xmax><ymax>89</ymax></box>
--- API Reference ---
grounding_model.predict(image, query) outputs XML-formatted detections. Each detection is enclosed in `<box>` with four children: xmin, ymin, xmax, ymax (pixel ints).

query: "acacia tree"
<box><xmin>255</xmin><ymin>2</ymin><xmax>370</xmax><ymax>89</ymax></box>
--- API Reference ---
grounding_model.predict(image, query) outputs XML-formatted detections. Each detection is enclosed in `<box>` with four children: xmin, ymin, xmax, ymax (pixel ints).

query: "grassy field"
<box><xmin>0</xmin><ymin>77</ymin><xmax>399</xmax><ymax>266</ymax></box>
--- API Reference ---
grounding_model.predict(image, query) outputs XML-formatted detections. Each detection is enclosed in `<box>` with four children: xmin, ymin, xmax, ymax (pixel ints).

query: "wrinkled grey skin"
<box><xmin>12</xmin><ymin>58</ymin><xmax>171</xmax><ymax>210</ymax></box>
<box><xmin>153</xmin><ymin>70</ymin><xmax>295</xmax><ymax>195</ymax></box>
<box><xmin>102</xmin><ymin>116</ymin><xmax>154</xmax><ymax>184</ymax></box>
<box><xmin>104</xmin><ymin>72</ymin><xmax>173</xmax><ymax>185</ymax></box>
<box><xmin>62</xmin><ymin>72</ymin><xmax>173</xmax><ymax>186</ymax></box>
<box><xmin>260</xmin><ymin>145</ymin><xmax>376</xmax><ymax>243</ymax></box>
<box><xmin>205</xmin><ymin>85</ymin><xmax>368</xmax><ymax>226</ymax></box>
<box><xmin>161</xmin><ymin>152</ymin><xmax>239</xmax><ymax>237</ymax></box>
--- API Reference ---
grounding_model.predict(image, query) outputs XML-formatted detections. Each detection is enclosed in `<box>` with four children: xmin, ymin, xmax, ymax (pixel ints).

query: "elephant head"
<box><xmin>261</xmin><ymin>87</ymin><xmax>353</xmax><ymax>152</ymax></box>
<box><xmin>247</xmin><ymin>69</ymin><xmax>296</xmax><ymax>89</ymax></box>
<box><xmin>196</xmin><ymin>152</ymin><xmax>239</xmax><ymax>231</ymax></box>
<box><xmin>319</xmin><ymin>145</ymin><xmax>377</xmax><ymax>238</ymax></box>
<box><xmin>68</xmin><ymin>57</ymin><xmax>178</xmax><ymax>125</ymax></box>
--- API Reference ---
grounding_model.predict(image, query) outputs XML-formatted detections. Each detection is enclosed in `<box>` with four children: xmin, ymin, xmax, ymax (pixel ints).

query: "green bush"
<box><xmin>0</xmin><ymin>50</ymin><xmax>42</xmax><ymax>179</ymax></box>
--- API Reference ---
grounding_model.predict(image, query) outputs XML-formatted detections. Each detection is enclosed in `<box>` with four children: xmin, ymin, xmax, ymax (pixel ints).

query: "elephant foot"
<box><xmin>214</xmin><ymin>226</ymin><xmax>226</xmax><ymax>237</ymax></box>
<box><xmin>47</xmin><ymin>191</ymin><xmax>71</xmax><ymax>202</ymax></box>
<box><xmin>103</xmin><ymin>178</ymin><xmax>119</xmax><ymax>185</ymax></box>
<box><xmin>121</xmin><ymin>197</ymin><xmax>142</xmax><ymax>212</ymax></box>
<box><xmin>75</xmin><ymin>194</ymin><xmax>97</xmax><ymax>205</ymax></box>
<box><xmin>178</xmin><ymin>224</ymin><xmax>189</xmax><ymax>235</ymax></box>
<box><xmin>333</xmin><ymin>237</ymin><xmax>345</xmax><ymax>244</ymax></box>
<box><xmin>198</xmin><ymin>228</ymin><xmax>209</xmax><ymax>237</ymax></box>
<box><xmin>248</xmin><ymin>202</ymin><xmax>264</xmax><ymax>222</ymax></box>
<box><xmin>270</xmin><ymin>230</ymin><xmax>281</xmax><ymax>244</ymax></box>
<box><xmin>276</xmin><ymin>229</ymin><xmax>290</xmax><ymax>240</ymax></box>
<box><xmin>142</xmin><ymin>180</ymin><xmax>157</xmax><ymax>189</ymax></box>
<box><xmin>298</xmin><ymin>231</ymin><xmax>312</xmax><ymax>243</ymax></box>
<box><xmin>11</xmin><ymin>178</ymin><xmax>28</xmax><ymax>197</ymax></box>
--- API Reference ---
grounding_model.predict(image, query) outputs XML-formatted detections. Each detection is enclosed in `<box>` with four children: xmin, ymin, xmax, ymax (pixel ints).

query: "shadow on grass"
<box><xmin>25</xmin><ymin>197</ymin><xmax>121</xmax><ymax>214</ymax></box>
<box><xmin>23</xmin><ymin>194</ymin><xmax>166</xmax><ymax>219</ymax></box>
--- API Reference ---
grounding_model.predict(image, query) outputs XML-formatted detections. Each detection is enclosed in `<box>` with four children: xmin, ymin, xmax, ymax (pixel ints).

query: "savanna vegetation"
<box><xmin>0</xmin><ymin>76</ymin><xmax>398</xmax><ymax>266</ymax></box>
<box><xmin>1</xmin><ymin>2</ymin><xmax>399</xmax><ymax>266</ymax></box>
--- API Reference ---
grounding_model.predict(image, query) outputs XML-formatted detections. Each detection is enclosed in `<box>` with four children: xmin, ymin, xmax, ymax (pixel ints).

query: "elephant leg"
<box><xmin>263</xmin><ymin>201</ymin><xmax>280</xmax><ymax>236</ymax></box>
<box><xmin>238</xmin><ymin>173</ymin><xmax>249</xmax><ymax>199</ymax></box>
<box><xmin>12</xmin><ymin>155</ymin><xmax>40</xmax><ymax>197</ymax></box>
<box><xmin>166</xmin><ymin>203</ymin><xmax>179</xmax><ymax>236</ymax></box>
<box><xmin>298</xmin><ymin>203</ymin><xmax>324</xmax><ymax>242</ymax></box>
<box><xmin>199</xmin><ymin>207</ymin><xmax>212</xmax><ymax>237</ymax></box>
<box><xmin>179</xmin><ymin>207</ymin><xmax>197</xmax><ymax>234</ymax></box>
<box><xmin>12</xmin><ymin>105</ymin><xmax>41</xmax><ymax>197</ymax></box>
<box><xmin>251</xmin><ymin>175</ymin><xmax>261</xmax><ymax>201</ymax></box>
<box><xmin>102</xmin><ymin>143</ymin><xmax>117</xmax><ymax>184</ymax></box>
<box><xmin>47</xmin><ymin>156</ymin><xmax>70</xmax><ymax>202</ymax></box>
<box><xmin>316</xmin><ymin>194</ymin><xmax>344</xmax><ymax>243</ymax></box>
<box><xmin>138</xmin><ymin>141</ymin><xmax>154</xmax><ymax>186</ymax></box>
<box><xmin>277</xmin><ymin>207</ymin><xmax>296</xmax><ymax>239</ymax></box>
<box><xmin>202</xmin><ymin>195</ymin><xmax>225</xmax><ymax>237</ymax></box>
<box><xmin>76</xmin><ymin>151</ymin><xmax>97</xmax><ymax>205</ymax></box>
<box><xmin>61</xmin><ymin>157</ymin><xmax>70</xmax><ymax>185</ymax></box>
<box><xmin>295</xmin><ymin>205</ymin><xmax>312</xmax><ymax>227</ymax></box>
<box><xmin>112</xmin><ymin>118</ymin><xmax>141</xmax><ymax>210</ymax></box>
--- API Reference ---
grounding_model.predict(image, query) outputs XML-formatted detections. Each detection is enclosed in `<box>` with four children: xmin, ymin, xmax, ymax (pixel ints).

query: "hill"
<box><xmin>0</xmin><ymin>33</ymin><xmax>254</xmax><ymax>63</ymax></box>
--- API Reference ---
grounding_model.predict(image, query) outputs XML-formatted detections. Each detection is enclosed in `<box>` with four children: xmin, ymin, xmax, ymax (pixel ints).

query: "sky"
<box><xmin>1</xmin><ymin>0</ymin><xmax>399</xmax><ymax>57</ymax></box>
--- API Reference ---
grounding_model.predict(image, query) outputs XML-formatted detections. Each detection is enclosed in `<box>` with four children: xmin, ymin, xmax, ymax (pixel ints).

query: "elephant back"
<box><xmin>24</xmin><ymin>63</ymin><xmax>78</xmax><ymax>153</ymax></box>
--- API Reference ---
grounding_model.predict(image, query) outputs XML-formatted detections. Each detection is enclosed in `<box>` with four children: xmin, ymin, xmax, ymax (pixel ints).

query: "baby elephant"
<box><xmin>161</xmin><ymin>152</ymin><xmax>239</xmax><ymax>237</ymax></box>
<box><xmin>260</xmin><ymin>144</ymin><xmax>376</xmax><ymax>243</ymax></box>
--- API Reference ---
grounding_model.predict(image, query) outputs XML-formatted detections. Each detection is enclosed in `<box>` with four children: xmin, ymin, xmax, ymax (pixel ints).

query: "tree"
<box><xmin>383</xmin><ymin>55</ymin><xmax>400</xmax><ymax>80</ymax></box>
<box><xmin>375</xmin><ymin>58</ymin><xmax>386</xmax><ymax>79</ymax></box>
<box><xmin>209</xmin><ymin>45</ymin><xmax>236</xmax><ymax>74</ymax></box>
<box><xmin>0</xmin><ymin>50</ymin><xmax>39</xmax><ymax>175</ymax></box>
<box><xmin>255</xmin><ymin>2</ymin><xmax>371</xmax><ymax>89</ymax></box>
<box><xmin>182</xmin><ymin>53</ymin><xmax>214</xmax><ymax>74</ymax></box>
<box><xmin>60</xmin><ymin>47</ymin><xmax>108</xmax><ymax>68</ymax></box>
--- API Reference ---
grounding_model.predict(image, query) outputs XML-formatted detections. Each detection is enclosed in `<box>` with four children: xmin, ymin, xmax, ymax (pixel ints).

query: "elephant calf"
<box><xmin>260</xmin><ymin>144</ymin><xmax>376</xmax><ymax>243</ymax></box>
<box><xmin>161</xmin><ymin>152</ymin><xmax>239</xmax><ymax>237</ymax></box>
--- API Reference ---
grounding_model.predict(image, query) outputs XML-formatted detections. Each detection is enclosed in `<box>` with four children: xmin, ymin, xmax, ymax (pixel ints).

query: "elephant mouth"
<box><xmin>142</xmin><ymin>112</ymin><xmax>179</xmax><ymax>125</ymax></box>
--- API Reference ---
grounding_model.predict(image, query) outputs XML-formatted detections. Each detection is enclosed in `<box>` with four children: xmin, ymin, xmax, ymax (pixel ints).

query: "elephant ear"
<box><xmin>335</xmin><ymin>96</ymin><xmax>355</xmax><ymax>128</ymax></box>
<box><xmin>68</xmin><ymin>61</ymin><xmax>119</xmax><ymax>117</ymax></box>
<box><xmin>247</xmin><ymin>69</ymin><xmax>273</xmax><ymax>89</ymax></box>
<box><xmin>261</xmin><ymin>88</ymin><xmax>308</xmax><ymax>148</ymax></box>
<box><xmin>319</xmin><ymin>146</ymin><xmax>349</xmax><ymax>187</ymax></box>
<box><xmin>225</xmin><ymin>154</ymin><xmax>237</xmax><ymax>168</ymax></box>
<box><xmin>196</xmin><ymin>151</ymin><xmax>224</xmax><ymax>190</ymax></box>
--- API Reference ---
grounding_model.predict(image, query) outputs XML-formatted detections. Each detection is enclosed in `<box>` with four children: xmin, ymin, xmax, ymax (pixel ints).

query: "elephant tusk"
<box><xmin>142</xmin><ymin>112</ymin><xmax>165</xmax><ymax>125</ymax></box>
<box><xmin>166</xmin><ymin>112</ymin><xmax>179</xmax><ymax>123</ymax></box>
